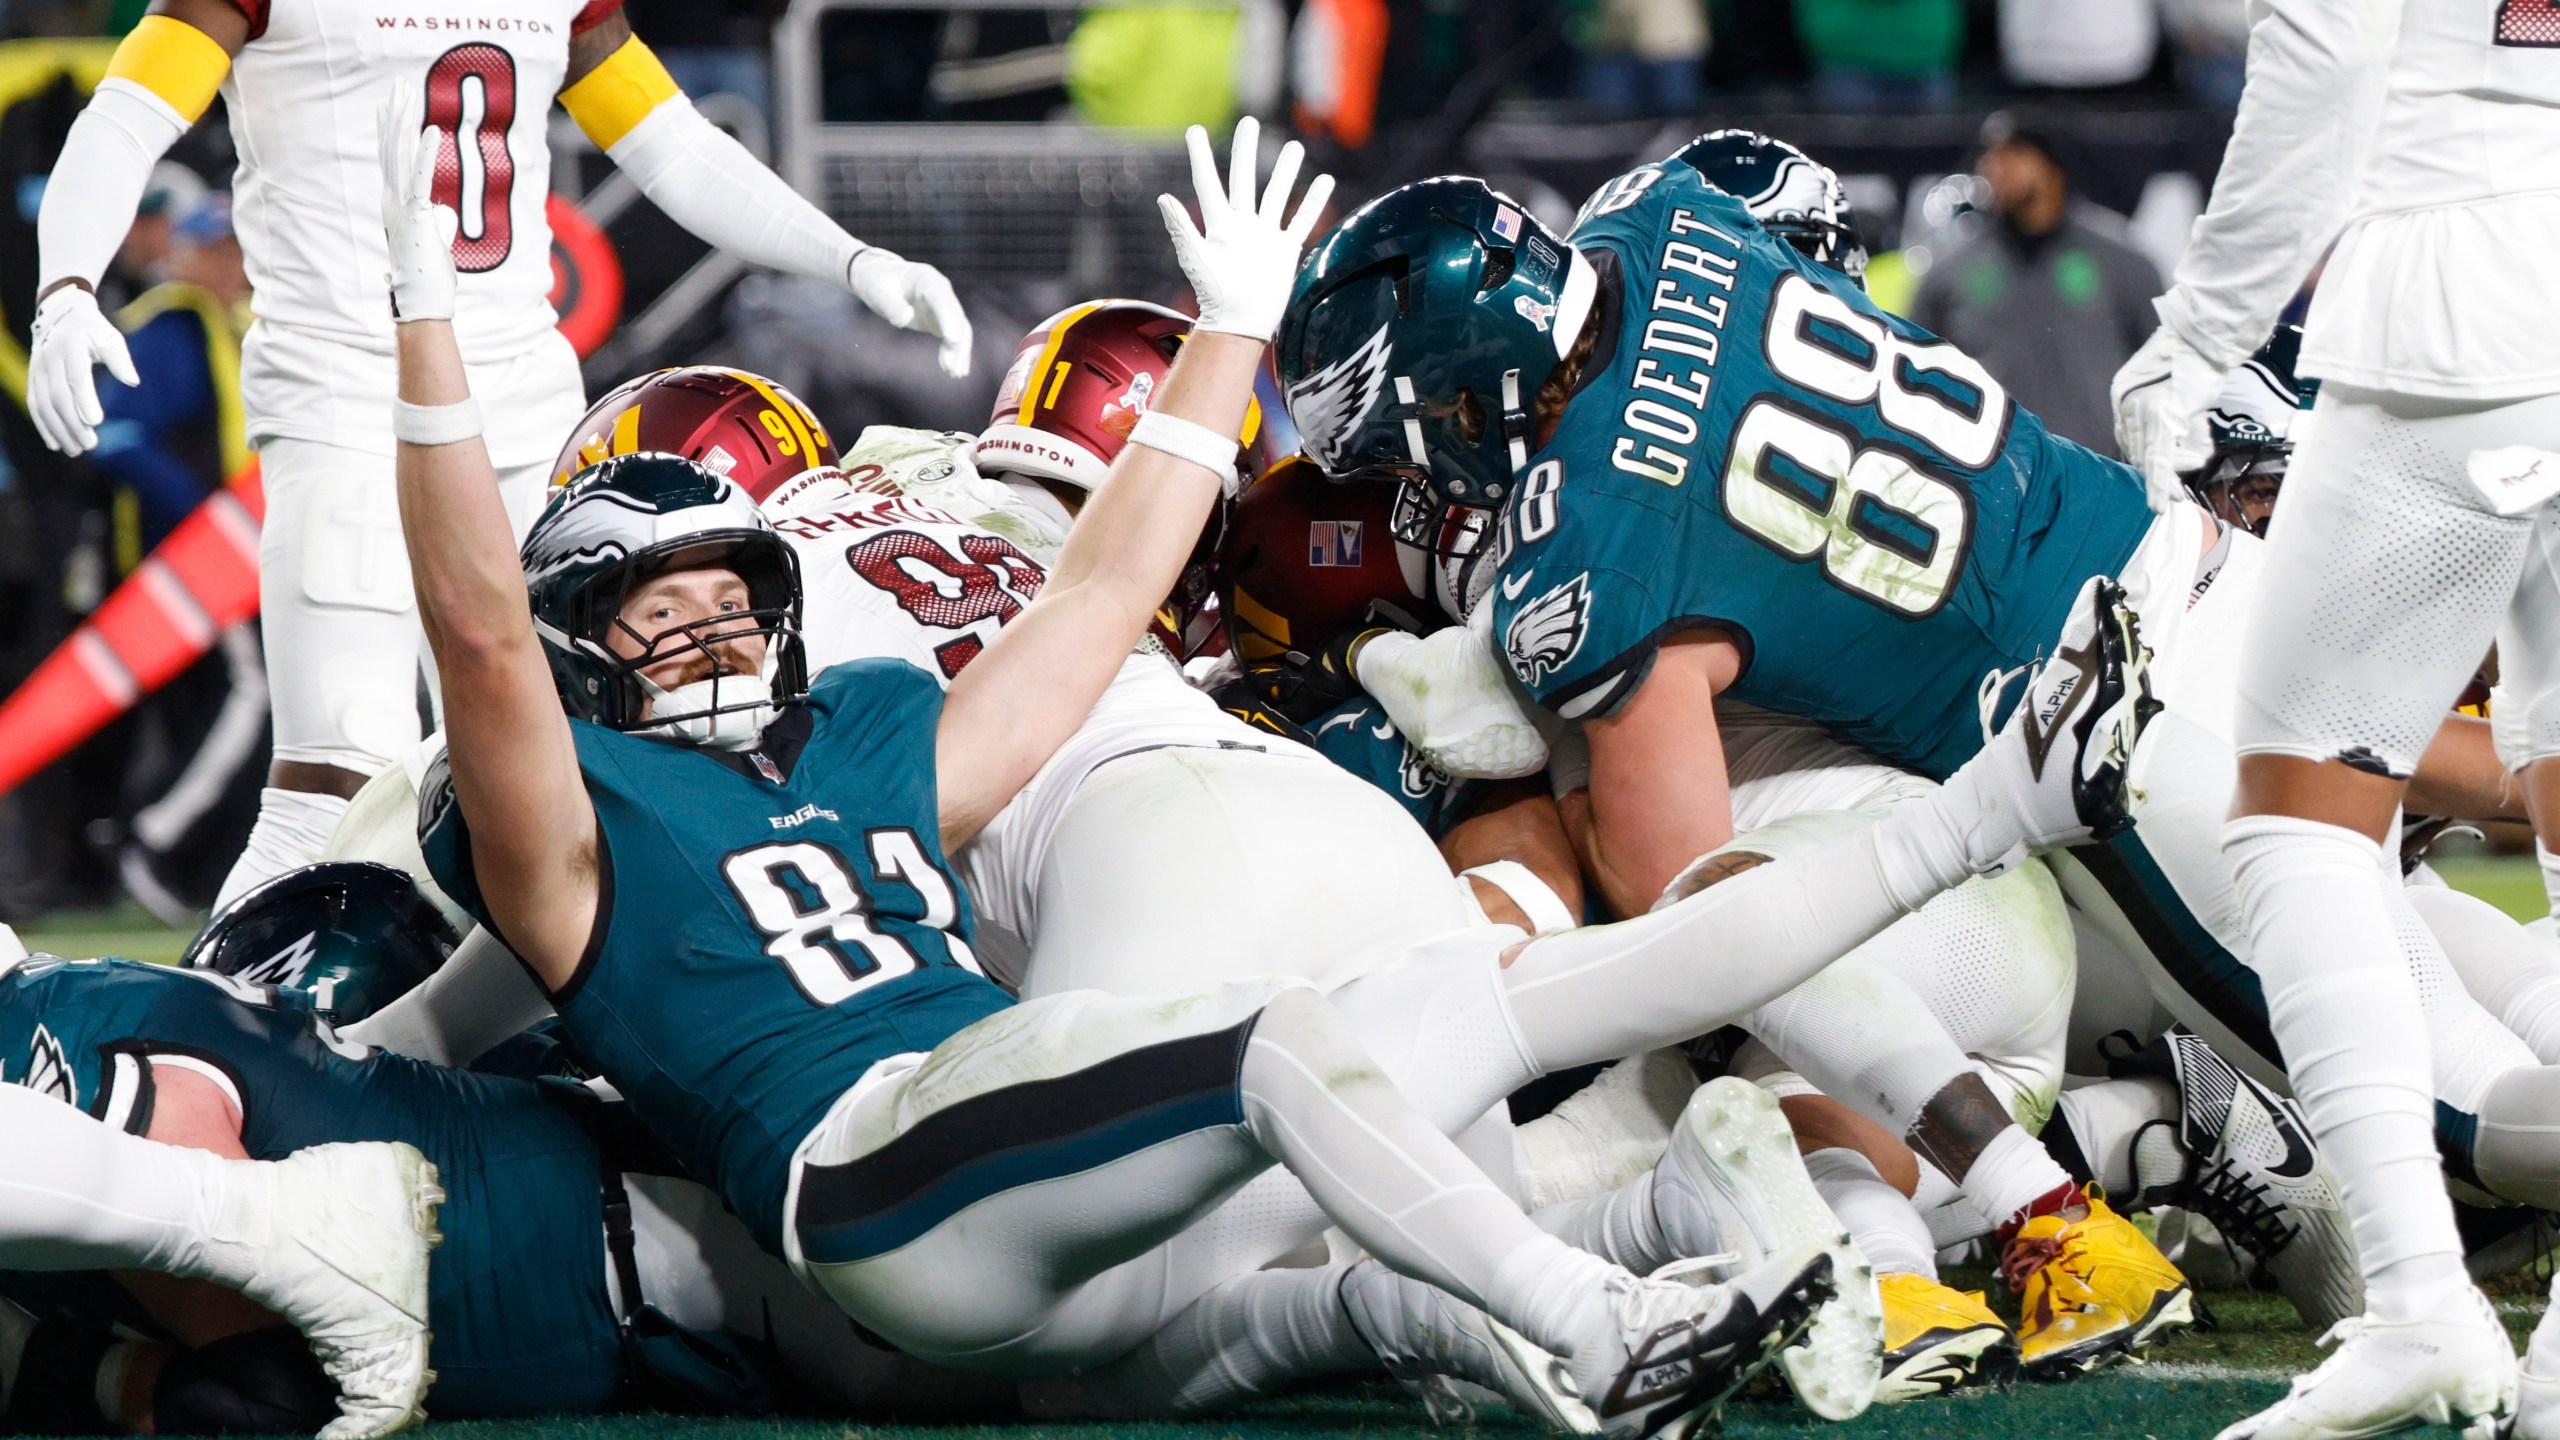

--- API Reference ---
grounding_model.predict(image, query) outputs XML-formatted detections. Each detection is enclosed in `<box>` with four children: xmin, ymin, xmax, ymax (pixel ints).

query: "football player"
<box><xmin>387</xmin><ymin>99</ymin><xmax>2178</xmax><ymax>1437</ymax></box>
<box><xmin>0</xmin><ymin>944</ymin><xmax>989</xmax><ymax>1432</ymax></box>
<box><xmin>2112</xmin><ymin>0</ymin><xmax>2560</xmax><ymax>1428</ymax></box>
<box><xmin>1278</xmin><ymin>131</ymin><xmax>2191</xmax><ymax>1381</ymax></box>
<box><xmin>28</xmin><ymin>0</ymin><xmax>971</xmax><ymax>914</ymax></box>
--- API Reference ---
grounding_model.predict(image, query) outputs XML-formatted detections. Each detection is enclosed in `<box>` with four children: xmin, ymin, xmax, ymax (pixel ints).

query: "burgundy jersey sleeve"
<box><xmin>570</xmin><ymin>0</ymin><xmax>626</xmax><ymax>34</ymax></box>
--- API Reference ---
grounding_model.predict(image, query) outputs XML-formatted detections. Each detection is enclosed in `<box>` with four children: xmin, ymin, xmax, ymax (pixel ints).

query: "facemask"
<box><xmin>638</xmin><ymin>666</ymin><xmax>777</xmax><ymax>750</ymax></box>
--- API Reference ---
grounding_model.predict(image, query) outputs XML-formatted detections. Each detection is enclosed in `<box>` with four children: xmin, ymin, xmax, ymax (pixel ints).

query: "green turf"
<box><xmin>12</xmin><ymin>859</ymin><xmax>2556</xmax><ymax>1438</ymax></box>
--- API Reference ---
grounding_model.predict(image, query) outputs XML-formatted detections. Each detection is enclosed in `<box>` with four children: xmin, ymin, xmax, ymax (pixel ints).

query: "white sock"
<box><xmin>1019</xmin><ymin>1266</ymin><xmax>1371</xmax><ymax>1419</ymax></box>
<box><xmin>1515</xmin><ymin>1051</ymin><xmax>1695</xmax><ymax>1211</ymax></box>
<box><xmin>1237</xmin><ymin>989</ymin><xmax>1622</xmax><ymax>1359</ymax></box>
<box><xmin>1807</xmin><ymin>1149</ymin><xmax>1936</xmax><ymax>1280</ymax></box>
<box><xmin>2528</xmin><ymin>1270</ymin><xmax>2560</xmax><ymax>1381</ymax></box>
<box><xmin>2539</xmin><ymin>843</ymin><xmax>2560</xmax><ymax>927</ymax></box>
<box><xmin>0</xmin><ymin>1088</ymin><xmax>255</xmax><ymax>1286</ymax></box>
<box><xmin>1958</xmin><ymin>1124</ymin><xmax>2076</xmax><ymax>1229</ymax></box>
<box><xmin>2226</xmin><ymin>814</ymin><xmax>2467</xmax><ymax>1322</ymax></box>
<box><xmin>2050</xmin><ymin>1077</ymin><xmax>2179</xmax><ymax>1196</ymax></box>
<box><xmin>213</xmin><ymin>787</ymin><xmax>352</xmax><ymax>911</ymax></box>
<box><xmin>1503</xmin><ymin>822</ymin><xmax>1957</xmax><ymax>1072</ymax></box>
<box><xmin>1533</xmin><ymin>1171</ymin><xmax>1669</xmax><ymax>1275</ymax></box>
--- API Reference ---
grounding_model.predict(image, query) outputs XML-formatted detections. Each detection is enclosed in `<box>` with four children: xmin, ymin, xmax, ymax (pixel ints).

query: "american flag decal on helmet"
<box><xmin>1492</xmin><ymin>206</ymin><xmax>1522</xmax><ymax>242</ymax></box>
<box><xmin>1309</xmin><ymin>520</ymin><xmax>1365</xmax><ymax>568</ymax></box>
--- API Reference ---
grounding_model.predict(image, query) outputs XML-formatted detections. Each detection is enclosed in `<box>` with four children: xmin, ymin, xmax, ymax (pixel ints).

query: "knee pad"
<box><xmin>2471</xmin><ymin>1063</ymin><xmax>2560</xmax><ymax>1211</ymax></box>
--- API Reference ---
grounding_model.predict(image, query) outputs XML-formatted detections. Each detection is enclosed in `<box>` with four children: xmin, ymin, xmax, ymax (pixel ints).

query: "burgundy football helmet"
<box><xmin>1215</xmin><ymin>455</ymin><xmax>1432</xmax><ymax>663</ymax></box>
<box><xmin>976</xmin><ymin>299</ymin><xmax>1272</xmax><ymax>495</ymax></box>
<box><xmin>553</xmin><ymin>367</ymin><xmax>839</xmax><ymax>502</ymax></box>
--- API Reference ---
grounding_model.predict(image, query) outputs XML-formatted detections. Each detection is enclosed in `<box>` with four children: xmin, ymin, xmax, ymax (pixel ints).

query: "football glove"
<box><xmin>2110</xmin><ymin>324</ymin><xmax>2223</xmax><ymax>514</ymax></box>
<box><xmin>848</xmin><ymin>247</ymin><xmax>973</xmax><ymax>379</ymax></box>
<box><xmin>26</xmin><ymin>283</ymin><xmax>138</xmax><ymax>456</ymax></box>
<box><xmin>378</xmin><ymin>81</ymin><xmax>458</xmax><ymax>324</ymax></box>
<box><xmin>1157</xmin><ymin>116</ymin><xmax>1334</xmax><ymax>343</ymax></box>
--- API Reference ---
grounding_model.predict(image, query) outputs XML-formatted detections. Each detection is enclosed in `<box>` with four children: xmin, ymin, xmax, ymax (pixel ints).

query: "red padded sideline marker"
<box><xmin>0</xmin><ymin>462</ymin><xmax>265</xmax><ymax>799</ymax></box>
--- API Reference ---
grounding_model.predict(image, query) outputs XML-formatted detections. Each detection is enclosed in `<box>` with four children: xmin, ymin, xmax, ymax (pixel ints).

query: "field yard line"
<box><xmin>2117</xmin><ymin>1362</ymin><xmax>2293</xmax><ymax>1383</ymax></box>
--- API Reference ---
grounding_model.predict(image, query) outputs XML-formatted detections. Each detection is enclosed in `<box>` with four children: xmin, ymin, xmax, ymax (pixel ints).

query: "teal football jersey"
<box><xmin>1304</xmin><ymin>696</ymin><xmax>1483</xmax><ymax>839</ymax></box>
<box><xmin>423</xmin><ymin>659</ymin><xmax>1012</xmax><ymax>1255</ymax></box>
<box><xmin>0</xmin><ymin>956</ymin><xmax>623</xmax><ymax>1417</ymax></box>
<box><xmin>1488</xmin><ymin>164</ymin><xmax>2156</xmax><ymax>779</ymax></box>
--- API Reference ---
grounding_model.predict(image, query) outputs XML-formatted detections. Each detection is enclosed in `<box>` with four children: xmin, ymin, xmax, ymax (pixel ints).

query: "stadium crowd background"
<box><xmin>0</xmin><ymin>0</ymin><xmax>2270</xmax><ymax>927</ymax></box>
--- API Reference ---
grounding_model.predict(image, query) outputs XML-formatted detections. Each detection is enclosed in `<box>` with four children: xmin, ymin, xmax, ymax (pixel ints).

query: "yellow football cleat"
<box><xmin>2005</xmin><ymin>1188</ymin><xmax>2194</xmax><ymax>1380</ymax></box>
<box><xmin>1878</xmin><ymin>1273</ymin><xmax>2018</xmax><ymax>1401</ymax></box>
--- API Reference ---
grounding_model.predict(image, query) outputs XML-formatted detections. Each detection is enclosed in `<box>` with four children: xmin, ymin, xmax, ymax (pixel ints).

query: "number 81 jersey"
<box><xmin>1491</xmin><ymin>163</ymin><xmax>2157</xmax><ymax>779</ymax></box>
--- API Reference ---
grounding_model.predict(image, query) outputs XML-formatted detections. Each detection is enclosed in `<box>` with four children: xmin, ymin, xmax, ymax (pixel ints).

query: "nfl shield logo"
<box><xmin>751</xmin><ymin>752</ymin><xmax>784</xmax><ymax>783</ymax></box>
<box><xmin>1309</xmin><ymin>521</ymin><xmax>1365</xmax><ymax>567</ymax></box>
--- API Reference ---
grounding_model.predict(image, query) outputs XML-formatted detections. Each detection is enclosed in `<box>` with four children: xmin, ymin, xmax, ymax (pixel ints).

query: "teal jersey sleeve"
<box><xmin>1303</xmin><ymin>697</ymin><xmax>1485</xmax><ymax>840</ymax></box>
<box><xmin>0</xmin><ymin>957</ymin><xmax>624</xmax><ymax>1418</ymax></box>
<box><xmin>422</xmin><ymin>659</ymin><xmax>1013</xmax><ymax>1256</ymax></box>
<box><xmin>1488</xmin><ymin>165</ymin><xmax>2157</xmax><ymax>779</ymax></box>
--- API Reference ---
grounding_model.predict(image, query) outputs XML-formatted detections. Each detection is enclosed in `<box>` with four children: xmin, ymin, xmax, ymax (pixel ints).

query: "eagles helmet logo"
<box><xmin>1287</xmin><ymin>322</ymin><xmax>1395</xmax><ymax>474</ymax></box>
<box><xmin>1505</xmin><ymin>572</ymin><xmax>1593</xmax><ymax>686</ymax></box>
<box><xmin>235</xmin><ymin>931</ymin><xmax>321</xmax><ymax>990</ymax></box>
<box><xmin>22</xmin><ymin>1025</ymin><xmax>73</xmax><ymax>1106</ymax></box>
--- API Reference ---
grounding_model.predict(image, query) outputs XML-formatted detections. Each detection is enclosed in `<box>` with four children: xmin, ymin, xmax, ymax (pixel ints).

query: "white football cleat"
<box><xmin>1565</xmin><ymin>1246</ymin><xmax>1834</xmax><ymax>1440</ymax></box>
<box><xmin>2513</xmin><ymin>1272</ymin><xmax>2560</xmax><ymax>1440</ymax></box>
<box><xmin>1945</xmin><ymin>575</ymin><xmax>2158</xmax><ymax>875</ymax></box>
<box><xmin>2148</xmin><ymin>1028</ymin><xmax>2363</xmax><ymax>1329</ymax></box>
<box><xmin>2213</xmin><ymin>1291</ymin><xmax>2515</xmax><ymax>1440</ymax></box>
<box><xmin>229</xmin><ymin>1142</ymin><xmax>444</xmax><ymax>1439</ymax></box>
<box><xmin>1649</xmin><ymin>1077</ymin><xmax>1882</xmax><ymax>1421</ymax></box>
<box><xmin>1339</xmin><ymin>1260</ymin><xmax>1596</xmax><ymax>1432</ymax></box>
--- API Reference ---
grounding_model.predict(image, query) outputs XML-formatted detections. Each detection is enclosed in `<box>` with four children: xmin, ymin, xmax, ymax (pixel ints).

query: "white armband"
<box><xmin>1128</xmin><ymin>409</ymin><xmax>1243</xmax><ymax>494</ymax></box>
<box><xmin>393</xmin><ymin>397</ymin><xmax>484</xmax><ymax>447</ymax></box>
<box><xmin>606</xmin><ymin>95</ymin><xmax>866</xmax><ymax>291</ymax></box>
<box><xmin>1459</xmin><ymin>860</ymin><xmax>1578</xmax><ymax>935</ymax></box>
<box><xmin>37</xmin><ymin>79</ymin><xmax>189</xmax><ymax>292</ymax></box>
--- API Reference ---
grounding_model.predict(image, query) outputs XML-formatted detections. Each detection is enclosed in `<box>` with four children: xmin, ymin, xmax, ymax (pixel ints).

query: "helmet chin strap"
<box><xmin>638</xmin><ymin>645</ymin><xmax>782</xmax><ymax>750</ymax></box>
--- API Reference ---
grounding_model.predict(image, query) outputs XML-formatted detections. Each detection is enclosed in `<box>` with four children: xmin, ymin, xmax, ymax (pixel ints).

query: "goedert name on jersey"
<box><xmin>1490</xmin><ymin>163</ymin><xmax>2152</xmax><ymax>778</ymax></box>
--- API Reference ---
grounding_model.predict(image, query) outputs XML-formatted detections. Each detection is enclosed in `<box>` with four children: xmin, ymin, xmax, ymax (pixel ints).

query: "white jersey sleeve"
<box><xmin>2153</xmin><ymin>0</ymin><xmax>2395</xmax><ymax>370</ymax></box>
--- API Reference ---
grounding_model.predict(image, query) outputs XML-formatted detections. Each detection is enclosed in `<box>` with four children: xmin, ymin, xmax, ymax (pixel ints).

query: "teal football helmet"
<box><xmin>1275</xmin><ymin>178</ymin><xmax>1596</xmax><ymax>514</ymax></box>
<box><xmin>521</xmin><ymin>452</ymin><xmax>808</xmax><ymax>745</ymax></box>
<box><xmin>1669</xmin><ymin>130</ymin><xmax>1866</xmax><ymax>286</ymax></box>
<box><xmin>184</xmin><ymin>861</ymin><xmax>460</xmax><ymax>1023</ymax></box>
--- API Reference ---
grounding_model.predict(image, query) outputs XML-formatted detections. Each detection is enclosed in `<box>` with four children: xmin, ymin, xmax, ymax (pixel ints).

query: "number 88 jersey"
<box><xmin>1489</xmin><ymin>164</ymin><xmax>2157</xmax><ymax>780</ymax></box>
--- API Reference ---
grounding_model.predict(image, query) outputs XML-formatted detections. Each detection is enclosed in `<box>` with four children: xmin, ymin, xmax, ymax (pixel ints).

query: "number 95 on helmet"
<box><xmin>1275</xmin><ymin>178</ymin><xmax>1598</xmax><ymax>514</ymax></box>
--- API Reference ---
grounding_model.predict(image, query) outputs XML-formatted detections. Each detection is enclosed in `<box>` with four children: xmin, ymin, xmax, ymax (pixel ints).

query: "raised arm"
<box><xmin>935</xmin><ymin>119</ymin><xmax>1330</xmax><ymax>848</ymax></box>
<box><xmin>380</xmin><ymin>85</ymin><xmax>599</xmax><ymax>987</ymax></box>
<box><xmin>26</xmin><ymin>0</ymin><xmax>246</xmax><ymax>454</ymax></box>
<box><xmin>2111</xmin><ymin>0</ymin><xmax>2391</xmax><ymax>500</ymax></box>
<box><xmin>559</xmin><ymin>9</ymin><xmax>973</xmax><ymax>376</ymax></box>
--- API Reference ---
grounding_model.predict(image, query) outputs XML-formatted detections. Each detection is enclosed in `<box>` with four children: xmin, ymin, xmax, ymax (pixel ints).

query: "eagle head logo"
<box><xmin>1504</xmin><ymin>572</ymin><xmax>1593</xmax><ymax>687</ymax></box>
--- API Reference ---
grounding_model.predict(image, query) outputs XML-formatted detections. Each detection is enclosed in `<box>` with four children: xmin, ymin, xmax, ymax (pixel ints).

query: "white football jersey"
<box><xmin>765</xmin><ymin>431</ymin><xmax>1310</xmax><ymax>952</ymax></box>
<box><xmin>2305</xmin><ymin>0</ymin><xmax>2560</xmax><ymax>396</ymax></box>
<box><xmin>222</xmin><ymin>0</ymin><xmax>600</xmax><ymax>460</ymax></box>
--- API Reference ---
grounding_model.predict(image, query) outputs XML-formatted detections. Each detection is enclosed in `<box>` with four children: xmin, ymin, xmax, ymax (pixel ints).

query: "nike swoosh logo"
<box><xmin>1502</xmin><ymin>570</ymin><xmax>1533</xmax><ymax>601</ymax></box>
<box><xmin>2265</xmin><ymin>1101</ymin><xmax>2317</xmax><ymax>1181</ymax></box>
<box><xmin>2018</xmin><ymin>640</ymin><xmax>2100</xmax><ymax>782</ymax></box>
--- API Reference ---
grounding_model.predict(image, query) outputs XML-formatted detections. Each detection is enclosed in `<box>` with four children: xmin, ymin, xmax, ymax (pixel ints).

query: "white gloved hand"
<box><xmin>27</xmin><ymin>283</ymin><xmax>139</xmax><ymax>455</ymax></box>
<box><xmin>1157</xmin><ymin>116</ymin><xmax>1334</xmax><ymax>343</ymax></box>
<box><xmin>848</xmin><ymin>247</ymin><xmax>974</xmax><ymax>379</ymax></box>
<box><xmin>378</xmin><ymin>80</ymin><xmax>458</xmax><ymax>324</ymax></box>
<box><xmin>2110</xmin><ymin>322</ymin><xmax>2226</xmax><ymax>513</ymax></box>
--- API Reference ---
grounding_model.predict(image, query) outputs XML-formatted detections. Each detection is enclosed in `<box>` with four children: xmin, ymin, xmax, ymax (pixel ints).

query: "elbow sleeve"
<box><xmin>571</xmin><ymin>36</ymin><xmax>865</xmax><ymax>287</ymax></box>
<box><xmin>37</xmin><ymin>78</ymin><xmax>191</xmax><ymax>291</ymax></box>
